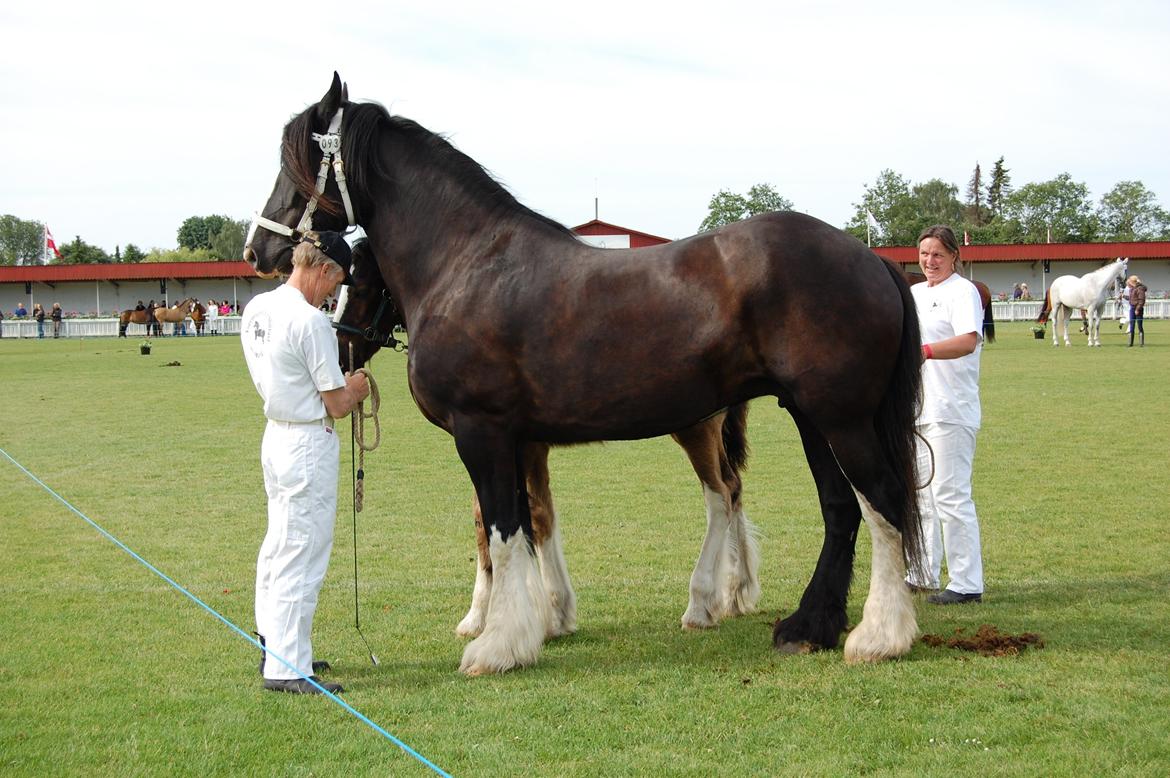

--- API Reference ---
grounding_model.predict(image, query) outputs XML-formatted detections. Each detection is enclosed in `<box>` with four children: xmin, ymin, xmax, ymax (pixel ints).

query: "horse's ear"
<box><xmin>316</xmin><ymin>72</ymin><xmax>344</xmax><ymax>122</ymax></box>
<box><xmin>342</xmin><ymin>81</ymin><xmax>349</xmax><ymax>104</ymax></box>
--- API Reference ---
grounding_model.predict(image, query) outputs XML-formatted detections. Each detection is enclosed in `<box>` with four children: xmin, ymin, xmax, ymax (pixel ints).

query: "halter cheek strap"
<box><xmin>249</xmin><ymin>106</ymin><xmax>356</xmax><ymax>244</ymax></box>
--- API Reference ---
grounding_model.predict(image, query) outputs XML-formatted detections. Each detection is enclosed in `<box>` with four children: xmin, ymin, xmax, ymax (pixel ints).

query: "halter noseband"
<box><xmin>331</xmin><ymin>285</ymin><xmax>407</xmax><ymax>352</ymax></box>
<box><xmin>248</xmin><ymin>106</ymin><xmax>357</xmax><ymax>245</ymax></box>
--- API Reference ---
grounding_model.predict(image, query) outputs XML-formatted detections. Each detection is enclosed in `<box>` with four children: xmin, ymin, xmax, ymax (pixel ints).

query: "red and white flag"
<box><xmin>45</xmin><ymin>226</ymin><xmax>62</xmax><ymax>259</ymax></box>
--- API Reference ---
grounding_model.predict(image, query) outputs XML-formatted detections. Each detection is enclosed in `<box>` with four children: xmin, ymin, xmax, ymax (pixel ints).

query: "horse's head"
<box><xmin>333</xmin><ymin>240</ymin><xmax>404</xmax><ymax>374</ymax></box>
<box><xmin>244</xmin><ymin>72</ymin><xmax>355</xmax><ymax>278</ymax></box>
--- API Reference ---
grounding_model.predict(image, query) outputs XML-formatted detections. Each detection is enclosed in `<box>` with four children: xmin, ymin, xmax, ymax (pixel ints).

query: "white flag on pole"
<box><xmin>866</xmin><ymin>210</ymin><xmax>881</xmax><ymax>233</ymax></box>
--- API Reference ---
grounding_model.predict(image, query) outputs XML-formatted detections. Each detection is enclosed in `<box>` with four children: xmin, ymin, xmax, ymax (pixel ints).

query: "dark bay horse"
<box><xmin>245</xmin><ymin>74</ymin><xmax>924</xmax><ymax>675</ymax></box>
<box><xmin>334</xmin><ymin>241</ymin><xmax>759</xmax><ymax>639</ymax></box>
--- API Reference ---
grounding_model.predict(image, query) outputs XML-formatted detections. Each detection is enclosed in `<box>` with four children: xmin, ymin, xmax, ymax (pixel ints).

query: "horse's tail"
<box><xmin>982</xmin><ymin>298</ymin><xmax>996</xmax><ymax>343</ymax></box>
<box><xmin>877</xmin><ymin>259</ymin><xmax>925</xmax><ymax>576</ymax></box>
<box><xmin>1037</xmin><ymin>290</ymin><xmax>1052</xmax><ymax>324</ymax></box>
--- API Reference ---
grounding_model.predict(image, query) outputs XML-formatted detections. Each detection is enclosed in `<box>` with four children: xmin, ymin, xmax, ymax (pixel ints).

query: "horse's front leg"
<box><xmin>455</xmin><ymin>423</ymin><xmax>550</xmax><ymax>675</ymax></box>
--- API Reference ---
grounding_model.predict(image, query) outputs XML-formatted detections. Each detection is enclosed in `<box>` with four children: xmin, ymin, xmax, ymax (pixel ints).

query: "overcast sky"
<box><xmin>3</xmin><ymin>0</ymin><xmax>1168</xmax><ymax>253</ymax></box>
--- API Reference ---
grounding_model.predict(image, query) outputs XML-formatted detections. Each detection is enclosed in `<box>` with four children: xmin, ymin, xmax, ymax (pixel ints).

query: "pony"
<box><xmin>190</xmin><ymin>301</ymin><xmax>206</xmax><ymax>335</ymax></box>
<box><xmin>245</xmin><ymin>74</ymin><xmax>924</xmax><ymax>675</ymax></box>
<box><xmin>118</xmin><ymin>304</ymin><xmax>158</xmax><ymax>337</ymax></box>
<box><xmin>333</xmin><ymin>241</ymin><xmax>760</xmax><ymax>638</ymax></box>
<box><xmin>905</xmin><ymin>271</ymin><xmax>995</xmax><ymax>343</ymax></box>
<box><xmin>1037</xmin><ymin>258</ymin><xmax>1128</xmax><ymax>346</ymax></box>
<box><xmin>152</xmin><ymin>299</ymin><xmax>195</xmax><ymax>335</ymax></box>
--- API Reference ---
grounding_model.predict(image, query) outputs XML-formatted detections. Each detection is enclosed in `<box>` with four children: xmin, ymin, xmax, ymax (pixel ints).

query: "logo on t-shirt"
<box><xmin>248</xmin><ymin>313</ymin><xmax>271</xmax><ymax>359</ymax></box>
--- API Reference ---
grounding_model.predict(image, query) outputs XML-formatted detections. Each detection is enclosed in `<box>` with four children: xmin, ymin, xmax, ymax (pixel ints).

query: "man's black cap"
<box><xmin>302</xmin><ymin>231</ymin><xmax>354</xmax><ymax>285</ymax></box>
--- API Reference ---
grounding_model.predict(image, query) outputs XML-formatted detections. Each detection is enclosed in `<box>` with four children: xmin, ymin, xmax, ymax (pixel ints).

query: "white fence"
<box><xmin>0</xmin><ymin>316</ymin><xmax>243</xmax><ymax>339</ymax></box>
<box><xmin>991</xmin><ymin>300</ymin><xmax>1167</xmax><ymax>322</ymax></box>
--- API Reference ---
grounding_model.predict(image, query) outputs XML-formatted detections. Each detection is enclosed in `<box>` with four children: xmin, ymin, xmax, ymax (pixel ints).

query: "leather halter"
<box><xmin>247</xmin><ymin>107</ymin><xmax>357</xmax><ymax>246</ymax></box>
<box><xmin>332</xmin><ymin>284</ymin><xmax>406</xmax><ymax>352</ymax></box>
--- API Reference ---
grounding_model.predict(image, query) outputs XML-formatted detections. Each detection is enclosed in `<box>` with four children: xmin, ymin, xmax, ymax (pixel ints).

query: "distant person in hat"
<box><xmin>240</xmin><ymin>230</ymin><xmax>367</xmax><ymax>695</ymax></box>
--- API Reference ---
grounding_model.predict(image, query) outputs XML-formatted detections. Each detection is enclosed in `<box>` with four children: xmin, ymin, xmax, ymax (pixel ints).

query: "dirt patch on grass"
<box><xmin>922</xmin><ymin>624</ymin><xmax>1044</xmax><ymax>657</ymax></box>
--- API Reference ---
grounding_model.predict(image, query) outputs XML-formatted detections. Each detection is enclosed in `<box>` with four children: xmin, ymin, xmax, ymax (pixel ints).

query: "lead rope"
<box><xmin>348</xmin><ymin>344</ymin><xmax>381</xmax><ymax>665</ymax></box>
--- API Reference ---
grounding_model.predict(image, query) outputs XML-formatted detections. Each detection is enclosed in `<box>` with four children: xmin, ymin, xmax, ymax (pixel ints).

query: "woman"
<box><xmin>906</xmin><ymin>225</ymin><xmax>985</xmax><ymax>605</ymax></box>
<box><xmin>50</xmin><ymin>302</ymin><xmax>63</xmax><ymax>338</ymax></box>
<box><xmin>206</xmin><ymin>298</ymin><xmax>220</xmax><ymax>335</ymax></box>
<box><xmin>33</xmin><ymin>303</ymin><xmax>45</xmax><ymax>339</ymax></box>
<box><xmin>1128</xmin><ymin>275</ymin><xmax>1147</xmax><ymax>347</ymax></box>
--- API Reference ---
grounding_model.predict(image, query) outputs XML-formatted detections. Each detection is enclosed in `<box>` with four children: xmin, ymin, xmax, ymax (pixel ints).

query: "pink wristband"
<box><xmin>922</xmin><ymin>344</ymin><xmax>934</xmax><ymax>360</ymax></box>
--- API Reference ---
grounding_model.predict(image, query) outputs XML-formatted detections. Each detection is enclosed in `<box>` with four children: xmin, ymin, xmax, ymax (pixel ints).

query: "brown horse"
<box><xmin>189</xmin><ymin>301</ymin><xmax>206</xmax><ymax>335</ymax></box>
<box><xmin>152</xmin><ymin>299</ymin><xmax>195</xmax><ymax>335</ymax></box>
<box><xmin>905</xmin><ymin>271</ymin><xmax>996</xmax><ymax>343</ymax></box>
<box><xmin>245</xmin><ymin>74</ymin><xmax>924</xmax><ymax>675</ymax></box>
<box><xmin>334</xmin><ymin>241</ymin><xmax>759</xmax><ymax>639</ymax></box>
<box><xmin>118</xmin><ymin>305</ymin><xmax>157</xmax><ymax>337</ymax></box>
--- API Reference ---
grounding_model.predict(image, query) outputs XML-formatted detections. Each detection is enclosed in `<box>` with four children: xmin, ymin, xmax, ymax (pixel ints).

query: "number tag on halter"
<box><xmin>314</xmin><ymin>132</ymin><xmax>342</xmax><ymax>155</ymax></box>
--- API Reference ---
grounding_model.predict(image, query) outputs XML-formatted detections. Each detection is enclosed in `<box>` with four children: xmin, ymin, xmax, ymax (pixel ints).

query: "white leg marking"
<box><xmin>456</xmin><ymin>557</ymin><xmax>492</xmax><ymax>638</ymax></box>
<box><xmin>721</xmin><ymin>509</ymin><xmax>762</xmax><ymax>617</ymax></box>
<box><xmin>682</xmin><ymin>485</ymin><xmax>730</xmax><ymax>629</ymax></box>
<box><xmin>843</xmin><ymin>490</ymin><xmax>918</xmax><ymax>663</ymax></box>
<box><xmin>460</xmin><ymin>529</ymin><xmax>550</xmax><ymax>675</ymax></box>
<box><xmin>537</xmin><ymin>518</ymin><xmax>577</xmax><ymax>637</ymax></box>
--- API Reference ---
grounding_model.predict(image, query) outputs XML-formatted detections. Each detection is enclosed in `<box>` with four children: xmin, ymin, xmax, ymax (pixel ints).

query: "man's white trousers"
<box><xmin>256</xmin><ymin>421</ymin><xmax>339</xmax><ymax>680</ymax></box>
<box><xmin>911</xmin><ymin>421</ymin><xmax>984</xmax><ymax>595</ymax></box>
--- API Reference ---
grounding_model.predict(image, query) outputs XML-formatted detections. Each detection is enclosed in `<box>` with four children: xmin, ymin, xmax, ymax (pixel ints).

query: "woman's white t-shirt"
<box><xmin>912</xmin><ymin>273</ymin><xmax>983</xmax><ymax>430</ymax></box>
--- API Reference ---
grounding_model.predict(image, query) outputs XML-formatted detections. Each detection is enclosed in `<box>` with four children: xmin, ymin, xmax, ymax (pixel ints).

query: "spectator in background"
<box><xmin>1011</xmin><ymin>283</ymin><xmax>1022</xmax><ymax>300</ymax></box>
<box><xmin>51</xmin><ymin>303</ymin><xmax>63</xmax><ymax>338</ymax></box>
<box><xmin>14</xmin><ymin>301</ymin><xmax>28</xmax><ymax>318</ymax></box>
<box><xmin>33</xmin><ymin>303</ymin><xmax>45</xmax><ymax>338</ymax></box>
<box><xmin>1128</xmin><ymin>276</ymin><xmax>1147</xmax><ymax>348</ymax></box>
<box><xmin>207</xmin><ymin>298</ymin><xmax>220</xmax><ymax>335</ymax></box>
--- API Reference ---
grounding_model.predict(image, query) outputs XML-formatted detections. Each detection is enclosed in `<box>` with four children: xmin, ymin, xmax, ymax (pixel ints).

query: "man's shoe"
<box><xmin>255</xmin><ymin>633</ymin><xmax>332</xmax><ymax>676</ymax></box>
<box><xmin>927</xmin><ymin>589</ymin><xmax>982</xmax><ymax>605</ymax></box>
<box><xmin>263</xmin><ymin>676</ymin><xmax>344</xmax><ymax>695</ymax></box>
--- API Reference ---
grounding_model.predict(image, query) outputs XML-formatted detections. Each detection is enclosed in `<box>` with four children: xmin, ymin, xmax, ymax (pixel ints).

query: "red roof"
<box><xmin>572</xmin><ymin>220</ymin><xmax>672</xmax><ymax>248</ymax></box>
<box><xmin>0</xmin><ymin>261</ymin><xmax>256</xmax><ymax>283</ymax></box>
<box><xmin>874</xmin><ymin>241</ymin><xmax>1170</xmax><ymax>264</ymax></box>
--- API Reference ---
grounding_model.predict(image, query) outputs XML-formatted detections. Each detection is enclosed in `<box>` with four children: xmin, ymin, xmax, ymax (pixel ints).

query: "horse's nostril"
<box><xmin>243</xmin><ymin>246</ymin><xmax>256</xmax><ymax>265</ymax></box>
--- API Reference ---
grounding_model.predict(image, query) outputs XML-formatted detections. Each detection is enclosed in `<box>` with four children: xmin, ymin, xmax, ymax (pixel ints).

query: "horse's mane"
<box><xmin>283</xmin><ymin>101</ymin><xmax>573</xmax><ymax>237</ymax></box>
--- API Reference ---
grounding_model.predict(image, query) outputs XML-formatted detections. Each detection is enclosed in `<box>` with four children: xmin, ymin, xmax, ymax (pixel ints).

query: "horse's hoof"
<box><xmin>774</xmin><ymin>640</ymin><xmax>814</xmax><ymax>655</ymax></box>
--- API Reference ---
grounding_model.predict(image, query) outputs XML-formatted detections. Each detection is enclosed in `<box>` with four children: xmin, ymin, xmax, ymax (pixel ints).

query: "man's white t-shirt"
<box><xmin>912</xmin><ymin>273</ymin><xmax>983</xmax><ymax>430</ymax></box>
<box><xmin>241</xmin><ymin>284</ymin><xmax>346</xmax><ymax>422</ymax></box>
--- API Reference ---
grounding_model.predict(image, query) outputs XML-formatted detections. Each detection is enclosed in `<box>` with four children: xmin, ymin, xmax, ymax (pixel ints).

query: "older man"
<box><xmin>241</xmin><ymin>231</ymin><xmax>369</xmax><ymax>694</ymax></box>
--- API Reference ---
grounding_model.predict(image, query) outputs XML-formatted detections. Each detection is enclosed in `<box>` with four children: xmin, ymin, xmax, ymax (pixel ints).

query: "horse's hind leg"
<box><xmin>675</xmin><ymin>413</ymin><xmax>748</xmax><ymax>629</ymax></box>
<box><xmin>524</xmin><ymin>443</ymin><xmax>577</xmax><ymax>637</ymax></box>
<box><xmin>772</xmin><ymin>410</ymin><xmax>859</xmax><ymax>652</ymax></box>
<box><xmin>822</xmin><ymin>423</ymin><xmax>918</xmax><ymax>663</ymax></box>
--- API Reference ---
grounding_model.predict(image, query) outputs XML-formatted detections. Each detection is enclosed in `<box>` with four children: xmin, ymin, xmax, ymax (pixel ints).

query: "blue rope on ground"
<box><xmin>1</xmin><ymin>446</ymin><xmax>451</xmax><ymax>778</ymax></box>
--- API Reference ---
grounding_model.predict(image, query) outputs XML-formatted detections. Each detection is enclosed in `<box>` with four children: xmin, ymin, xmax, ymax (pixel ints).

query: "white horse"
<box><xmin>1039</xmin><ymin>257</ymin><xmax>1128</xmax><ymax>347</ymax></box>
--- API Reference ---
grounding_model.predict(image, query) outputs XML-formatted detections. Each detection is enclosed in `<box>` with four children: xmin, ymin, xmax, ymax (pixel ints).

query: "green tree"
<box><xmin>846</xmin><ymin>169</ymin><xmax>917</xmax><ymax>246</ymax></box>
<box><xmin>911</xmin><ymin>178</ymin><xmax>963</xmax><ymax>229</ymax></box>
<box><xmin>209</xmin><ymin>218</ymin><xmax>248</xmax><ymax>260</ymax></box>
<box><xmin>986</xmin><ymin>156</ymin><xmax>1012</xmax><ymax>218</ymax></box>
<box><xmin>1096</xmin><ymin>180</ymin><xmax>1170</xmax><ymax>241</ymax></box>
<box><xmin>57</xmin><ymin>235</ymin><xmax>112</xmax><ymax>264</ymax></box>
<box><xmin>177</xmin><ymin>214</ymin><xmax>231</xmax><ymax>251</ymax></box>
<box><xmin>143</xmin><ymin>246</ymin><xmax>216</xmax><ymax>263</ymax></box>
<box><xmin>698</xmin><ymin>183</ymin><xmax>793</xmax><ymax>231</ymax></box>
<box><xmin>123</xmin><ymin>243</ymin><xmax>147</xmax><ymax>263</ymax></box>
<box><xmin>1000</xmin><ymin>173</ymin><xmax>1097</xmax><ymax>243</ymax></box>
<box><xmin>964</xmin><ymin>163</ymin><xmax>989</xmax><ymax>226</ymax></box>
<box><xmin>0</xmin><ymin>214</ymin><xmax>44</xmax><ymax>265</ymax></box>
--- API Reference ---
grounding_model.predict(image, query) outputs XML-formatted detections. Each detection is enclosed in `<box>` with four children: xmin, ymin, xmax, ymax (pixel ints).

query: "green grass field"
<box><xmin>1</xmin><ymin>322</ymin><xmax>1167</xmax><ymax>776</ymax></box>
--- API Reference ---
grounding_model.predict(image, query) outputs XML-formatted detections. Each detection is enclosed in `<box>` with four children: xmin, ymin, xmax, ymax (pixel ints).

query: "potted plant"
<box><xmin>1030</xmin><ymin>325</ymin><xmax>1045</xmax><ymax>340</ymax></box>
<box><xmin>140</xmin><ymin>339</ymin><xmax>152</xmax><ymax>355</ymax></box>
